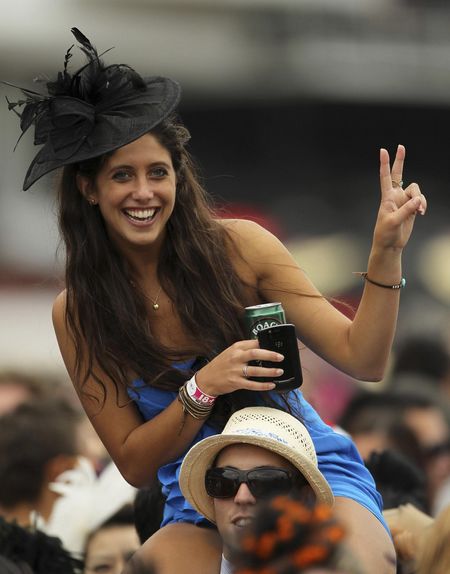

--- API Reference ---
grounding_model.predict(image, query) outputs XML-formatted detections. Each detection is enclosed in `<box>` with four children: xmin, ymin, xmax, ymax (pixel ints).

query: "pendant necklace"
<box><xmin>148</xmin><ymin>286</ymin><xmax>163</xmax><ymax>310</ymax></box>
<box><xmin>130</xmin><ymin>279</ymin><xmax>163</xmax><ymax>311</ymax></box>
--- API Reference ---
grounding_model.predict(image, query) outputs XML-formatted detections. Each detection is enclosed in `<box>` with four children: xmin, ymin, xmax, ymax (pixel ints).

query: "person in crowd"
<box><xmin>5</xmin><ymin>26</ymin><xmax>427</xmax><ymax>574</ymax></box>
<box><xmin>130</xmin><ymin>406</ymin><xmax>335</xmax><ymax>574</ymax></box>
<box><xmin>83</xmin><ymin>504</ymin><xmax>140</xmax><ymax>574</ymax></box>
<box><xmin>337</xmin><ymin>391</ymin><xmax>424</xmax><ymax>472</ymax></box>
<box><xmin>339</xmin><ymin>388</ymin><xmax>450</xmax><ymax>515</ymax></box>
<box><xmin>0</xmin><ymin>369</ymin><xmax>111</xmax><ymax>472</ymax></box>
<box><xmin>0</xmin><ymin>398</ymin><xmax>82</xmax><ymax>526</ymax></box>
<box><xmin>0</xmin><ymin>515</ymin><xmax>83</xmax><ymax>574</ymax></box>
<box><xmin>393</xmin><ymin>392</ymin><xmax>450</xmax><ymax>513</ymax></box>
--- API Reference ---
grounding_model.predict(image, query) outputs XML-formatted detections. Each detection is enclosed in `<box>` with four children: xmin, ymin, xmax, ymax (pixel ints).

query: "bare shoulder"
<box><xmin>218</xmin><ymin>217</ymin><xmax>297</xmax><ymax>278</ymax></box>
<box><xmin>218</xmin><ymin>217</ymin><xmax>285</xmax><ymax>258</ymax></box>
<box><xmin>218</xmin><ymin>217</ymin><xmax>274</xmax><ymax>241</ymax></box>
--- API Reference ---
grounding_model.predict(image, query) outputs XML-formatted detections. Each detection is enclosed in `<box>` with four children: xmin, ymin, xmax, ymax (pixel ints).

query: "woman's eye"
<box><xmin>151</xmin><ymin>167</ymin><xmax>168</xmax><ymax>178</ymax></box>
<box><xmin>112</xmin><ymin>170</ymin><xmax>132</xmax><ymax>182</ymax></box>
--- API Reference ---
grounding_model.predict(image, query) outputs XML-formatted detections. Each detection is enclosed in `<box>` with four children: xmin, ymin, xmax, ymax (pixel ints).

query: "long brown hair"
<box><xmin>58</xmin><ymin>116</ymin><xmax>286</xmax><ymax>427</ymax></box>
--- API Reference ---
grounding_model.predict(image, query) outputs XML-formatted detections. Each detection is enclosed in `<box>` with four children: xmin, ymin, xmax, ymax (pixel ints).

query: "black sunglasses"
<box><xmin>205</xmin><ymin>466</ymin><xmax>306</xmax><ymax>499</ymax></box>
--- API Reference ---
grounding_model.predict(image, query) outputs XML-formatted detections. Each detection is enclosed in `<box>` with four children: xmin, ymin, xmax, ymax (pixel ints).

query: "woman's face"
<box><xmin>83</xmin><ymin>133</ymin><xmax>177</xmax><ymax>257</ymax></box>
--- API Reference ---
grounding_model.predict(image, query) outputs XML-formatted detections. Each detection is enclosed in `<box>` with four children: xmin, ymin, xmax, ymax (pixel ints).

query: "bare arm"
<box><xmin>53</xmin><ymin>292</ymin><xmax>284</xmax><ymax>487</ymax></box>
<box><xmin>53</xmin><ymin>291</ymin><xmax>207</xmax><ymax>487</ymax></box>
<box><xmin>222</xmin><ymin>145</ymin><xmax>426</xmax><ymax>382</ymax></box>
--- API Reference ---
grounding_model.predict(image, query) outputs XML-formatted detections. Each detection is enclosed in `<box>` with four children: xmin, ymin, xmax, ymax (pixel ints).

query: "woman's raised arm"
<box><xmin>224</xmin><ymin>145</ymin><xmax>426</xmax><ymax>381</ymax></box>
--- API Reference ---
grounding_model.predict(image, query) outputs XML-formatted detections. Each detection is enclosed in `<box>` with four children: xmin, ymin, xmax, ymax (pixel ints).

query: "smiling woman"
<box><xmin>4</xmin><ymin>26</ymin><xmax>428</xmax><ymax>574</ymax></box>
<box><xmin>76</xmin><ymin>134</ymin><xmax>177</xmax><ymax>259</ymax></box>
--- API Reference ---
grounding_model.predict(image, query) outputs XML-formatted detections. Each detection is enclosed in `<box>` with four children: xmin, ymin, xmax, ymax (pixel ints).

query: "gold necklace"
<box><xmin>130</xmin><ymin>280</ymin><xmax>163</xmax><ymax>311</ymax></box>
<box><xmin>148</xmin><ymin>286</ymin><xmax>163</xmax><ymax>310</ymax></box>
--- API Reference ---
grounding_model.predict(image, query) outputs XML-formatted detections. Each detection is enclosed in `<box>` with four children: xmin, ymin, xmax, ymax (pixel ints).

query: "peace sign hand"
<box><xmin>373</xmin><ymin>144</ymin><xmax>427</xmax><ymax>251</ymax></box>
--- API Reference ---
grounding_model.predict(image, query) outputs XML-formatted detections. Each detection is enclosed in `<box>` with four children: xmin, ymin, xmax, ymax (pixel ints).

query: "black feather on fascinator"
<box><xmin>3</xmin><ymin>27</ymin><xmax>181</xmax><ymax>190</ymax></box>
<box><xmin>0</xmin><ymin>516</ymin><xmax>83</xmax><ymax>574</ymax></box>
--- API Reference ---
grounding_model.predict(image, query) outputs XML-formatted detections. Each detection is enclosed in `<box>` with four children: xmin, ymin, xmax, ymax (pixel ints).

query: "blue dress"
<box><xmin>127</xmin><ymin>359</ymin><xmax>388</xmax><ymax>532</ymax></box>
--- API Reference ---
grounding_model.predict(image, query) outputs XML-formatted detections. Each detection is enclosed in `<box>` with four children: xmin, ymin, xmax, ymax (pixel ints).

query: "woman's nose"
<box><xmin>132</xmin><ymin>176</ymin><xmax>154</xmax><ymax>200</ymax></box>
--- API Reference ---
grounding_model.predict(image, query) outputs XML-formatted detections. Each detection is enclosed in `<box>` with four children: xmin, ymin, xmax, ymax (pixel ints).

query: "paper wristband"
<box><xmin>186</xmin><ymin>375</ymin><xmax>216</xmax><ymax>407</ymax></box>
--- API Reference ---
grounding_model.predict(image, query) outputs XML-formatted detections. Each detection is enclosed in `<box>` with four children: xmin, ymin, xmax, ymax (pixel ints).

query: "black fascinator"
<box><xmin>4</xmin><ymin>27</ymin><xmax>181</xmax><ymax>190</ymax></box>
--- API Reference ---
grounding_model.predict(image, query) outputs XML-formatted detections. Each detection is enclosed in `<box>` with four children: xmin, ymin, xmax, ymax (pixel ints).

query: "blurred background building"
<box><xmin>0</xmin><ymin>0</ymin><xmax>449</xmax><ymax>379</ymax></box>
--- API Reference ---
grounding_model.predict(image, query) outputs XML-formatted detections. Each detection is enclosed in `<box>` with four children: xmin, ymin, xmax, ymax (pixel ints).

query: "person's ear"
<box><xmin>76</xmin><ymin>173</ymin><xmax>98</xmax><ymax>206</ymax></box>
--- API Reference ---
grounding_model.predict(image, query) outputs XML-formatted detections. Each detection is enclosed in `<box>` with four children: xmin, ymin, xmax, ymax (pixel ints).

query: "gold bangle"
<box><xmin>353</xmin><ymin>271</ymin><xmax>406</xmax><ymax>290</ymax></box>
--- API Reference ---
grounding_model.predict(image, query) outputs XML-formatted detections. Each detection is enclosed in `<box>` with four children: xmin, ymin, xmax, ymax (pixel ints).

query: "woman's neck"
<box><xmin>111</xmin><ymin>229</ymin><xmax>166</xmax><ymax>279</ymax></box>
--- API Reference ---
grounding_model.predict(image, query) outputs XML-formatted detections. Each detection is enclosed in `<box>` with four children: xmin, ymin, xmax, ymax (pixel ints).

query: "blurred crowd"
<box><xmin>1</xmin><ymin>331</ymin><xmax>450</xmax><ymax>574</ymax></box>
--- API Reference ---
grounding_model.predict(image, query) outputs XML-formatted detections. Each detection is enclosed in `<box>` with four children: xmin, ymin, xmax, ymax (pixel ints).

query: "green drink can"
<box><xmin>244</xmin><ymin>302</ymin><xmax>286</xmax><ymax>339</ymax></box>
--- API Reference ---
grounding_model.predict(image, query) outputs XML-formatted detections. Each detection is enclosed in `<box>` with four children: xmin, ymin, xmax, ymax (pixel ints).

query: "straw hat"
<box><xmin>179</xmin><ymin>406</ymin><xmax>334</xmax><ymax>523</ymax></box>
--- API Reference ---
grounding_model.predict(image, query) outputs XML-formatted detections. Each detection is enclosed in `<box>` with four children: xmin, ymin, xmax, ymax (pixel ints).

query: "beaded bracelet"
<box><xmin>354</xmin><ymin>271</ymin><xmax>406</xmax><ymax>290</ymax></box>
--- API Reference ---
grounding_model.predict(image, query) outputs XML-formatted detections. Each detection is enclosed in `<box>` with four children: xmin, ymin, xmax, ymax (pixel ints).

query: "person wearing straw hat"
<box><xmin>125</xmin><ymin>406</ymin><xmax>334</xmax><ymax>574</ymax></box>
<box><xmin>3</xmin><ymin>26</ymin><xmax>426</xmax><ymax>574</ymax></box>
<box><xmin>130</xmin><ymin>407</ymin><xmax>389</xmax><ymax>574</ymax></box>
<box><xmin>179</xmin><ymin>406</ymin><xmax>333</xmax><ymax>574</ymax></box>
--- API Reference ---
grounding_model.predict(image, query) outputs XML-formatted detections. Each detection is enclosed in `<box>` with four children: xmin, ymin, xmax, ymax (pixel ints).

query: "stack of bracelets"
<box><xmin>178</xmin><ymin>375</ymin><xmax>217</xmax><ymax>419</ymax></box>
